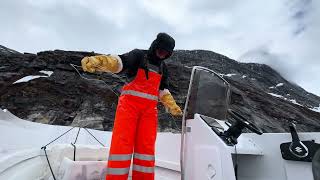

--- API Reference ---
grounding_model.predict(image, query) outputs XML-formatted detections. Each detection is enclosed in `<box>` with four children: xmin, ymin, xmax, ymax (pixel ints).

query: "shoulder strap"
<box><xmin>143</xmin><ymin>54</ymin><xmax>149</xmax><ymax>79</ymax></box>
<box><xmin>159</xmin><ymin>61</ymin><xmax>164</xmax><ymax>75</ymax></box>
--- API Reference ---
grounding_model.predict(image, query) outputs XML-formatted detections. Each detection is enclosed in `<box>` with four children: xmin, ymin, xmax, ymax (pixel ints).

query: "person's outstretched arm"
<box><xmin>81</xmin><ymin>49</ymin><xmax>142</xmax><ymax>74</ymax></box>
<box><xmin>81</xmin><ymin>54</ymin><xmax>123</xmax><ymax>73</ymax></box>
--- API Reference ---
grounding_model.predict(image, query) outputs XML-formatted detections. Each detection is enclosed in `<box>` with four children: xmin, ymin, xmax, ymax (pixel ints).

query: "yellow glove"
<box><xmin>81</xmin><ymin>56</ymin><xmax>99</xmax><ymax>73</ymax></box>
<box><xmin>81</xmin><ymin>55</ymin><xmax>122</xmax><ymax>73</ymax></box>
<box><xmin>160</xmin><ymin>90</ymin><xmax>183</xmax><ymax>116</ymax></box>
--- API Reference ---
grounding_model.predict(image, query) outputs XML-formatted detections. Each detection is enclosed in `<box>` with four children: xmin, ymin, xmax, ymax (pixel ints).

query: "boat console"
<box><xmin>206</xmin><ymin>109</ymin><xmax>263</xmax><ymax>146</ymax></box>
<box><xmin>180</xmin><ymin>66</ymin><xmax>320</xmax><ymax>180</ymax></box>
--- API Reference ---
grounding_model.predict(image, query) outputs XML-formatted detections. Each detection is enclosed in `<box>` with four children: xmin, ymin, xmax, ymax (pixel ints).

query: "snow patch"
<box><xmin>224</xmin><ymin>73</ymin><xmax>237</xmax><ymax>77</ymax></box>
<box><xmin>289</xmin><ymin>99</ymin><xmax>303</xmax><ymax>106</ymax></box>
<box><xmin>269</xmin><ymin>83</ymin><xmax>284</xmax><ymax>89</ymax></box>
<box><xmin>268</xmin><ymin>93</ymin><xmax>283</xmax><ymax>98</ymax></box>
<box><xmin>268</xmin><ymin>93</ymin><xmax>303</xmax><ymax>106</ymax></box>
<box><xmin>219</xmin><ymin>73</ymin><xmax>237</xmax><ymax>77</ymax></box>
<box><xmin>310</xmin><ymin>105</ymin><xmax>320</xmax><ymax>113</ymax></box>
<box><xmin>276</xmin><ymin>83</ymin><xmax>284</xmax><ymax>87</ymax></box>
<box><xmin>13</xmin><ymin>75</ymin><xmax>48</xmax><ymax>84</ymax></box>
<box><xmin>13</xmin><ymin>70</ymin><xmax>53</xmax><ymax>84</ymax></box>
<box><xmin>39</xmin><ymin>70</ymin><xmax>53</xmax><ymax>76</ymax></box>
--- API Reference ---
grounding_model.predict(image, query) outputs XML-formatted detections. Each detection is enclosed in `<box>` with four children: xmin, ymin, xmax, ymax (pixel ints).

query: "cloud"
<box><xmin>237</xmin><ymin>0</ymin><xmax>320</xmax><ymax>96</ymax></box>
<box><xmin>0</xmin><ymin>0</ymin><xmax>319</xmax><ymax>96</ymax></box>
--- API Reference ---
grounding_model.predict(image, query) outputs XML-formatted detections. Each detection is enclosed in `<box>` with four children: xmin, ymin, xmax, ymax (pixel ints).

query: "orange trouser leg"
<box><xmin>132</xmin><ymin>104</ymin><xmax>158</xmax><ymax>180</ymax></box>
<box><xmin>106</xmin><ymin>96</ymin><xmax>141</xmax><ymax>180</ymax></box>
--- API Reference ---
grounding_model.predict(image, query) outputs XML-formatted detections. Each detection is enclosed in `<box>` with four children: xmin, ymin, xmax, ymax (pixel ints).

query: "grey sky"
<box><xmin>1</xmin><ymin>0</ymin><xmax>320</xmax><ymax>97</ymax></box>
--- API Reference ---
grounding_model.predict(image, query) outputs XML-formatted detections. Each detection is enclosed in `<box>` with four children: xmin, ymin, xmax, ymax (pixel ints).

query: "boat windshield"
<box><xmin>184</xmin><ymin>66</ymin><xmax>230</xmax><ymax>120</ymax></box>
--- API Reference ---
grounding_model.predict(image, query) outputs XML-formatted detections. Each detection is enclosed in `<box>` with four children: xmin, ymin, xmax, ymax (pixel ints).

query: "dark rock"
<box><xmin>0</xmin><ymin>46</ymin><xmax>319</xmax><ymax>132</ymax></box>
<box><xmin>0</xmin><ymin>45</ymin><xmax>21</xmax><ymax>55</ymax></box>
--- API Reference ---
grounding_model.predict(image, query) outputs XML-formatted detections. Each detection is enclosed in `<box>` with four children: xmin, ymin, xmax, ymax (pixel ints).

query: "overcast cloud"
<box><xmin>1</xmin><ymin>0</ymin><xmax>320</xmax><ymax>96</ymax></box>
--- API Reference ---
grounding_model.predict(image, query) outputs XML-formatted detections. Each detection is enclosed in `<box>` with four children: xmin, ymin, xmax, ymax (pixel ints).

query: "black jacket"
<box><xmin>119</xmin><ymin>49</ymin><xmax>169</xmax><ymax>90</ymax></box>
<box><xmin>118</xmin><ymin>33</ymin><xmax>175</xmax><ymax>91</ymax></box>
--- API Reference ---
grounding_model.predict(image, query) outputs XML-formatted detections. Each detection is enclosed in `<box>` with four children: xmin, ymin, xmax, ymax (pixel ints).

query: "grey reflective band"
<box><xmin>148</xmin><ymin>68</ymin><xmax>158</xmax><ymax>73</ymax></box>
<box><xmin>108</xmin><ymin>154</ymin><xmax>132</xmax><ymax>161</ymax></box>
<box><xmin>121</xmin><ymin>90</ymin><xmax>158</xmax><ymax>101</ymax></box>
<box><xmin>106</xmin><ymin>167</ymin><xmax>130</xmax><ymax>175</ymax></box>
<box><xmin>133</xmin><ymin>164</ymin><xmax>154</xmax><ymax>173</ymax></box>
<box><xmin>134</xmin><ymin>153</ymin><xmax>155</xmax><ymax>161</ymax></box>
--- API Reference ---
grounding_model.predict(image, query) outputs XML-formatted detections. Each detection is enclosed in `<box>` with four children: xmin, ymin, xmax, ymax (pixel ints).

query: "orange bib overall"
<box><xmin>106</xmin><ymin>68</ymin><xmax>161</xmax><ymax>180</ymax></box>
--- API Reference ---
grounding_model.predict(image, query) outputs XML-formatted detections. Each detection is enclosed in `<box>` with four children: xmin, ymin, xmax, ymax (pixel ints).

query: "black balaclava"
<box><xmin>148</xmin><ymin>33</ymin><xmax>175</xmax><ymax>65</ymax></box>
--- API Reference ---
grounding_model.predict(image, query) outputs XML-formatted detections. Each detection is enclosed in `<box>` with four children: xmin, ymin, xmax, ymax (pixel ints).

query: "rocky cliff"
<box><xmin>1</xmin><ymin>46</ymin><xmax>319</xmax><ymax>133</ymax></box>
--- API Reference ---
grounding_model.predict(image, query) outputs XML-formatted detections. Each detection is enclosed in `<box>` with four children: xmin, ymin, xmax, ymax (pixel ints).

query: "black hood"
<box><xmin>148</xmin><ymin>33</ymin><xmax>175</xmax><ymax>62</ymax></box>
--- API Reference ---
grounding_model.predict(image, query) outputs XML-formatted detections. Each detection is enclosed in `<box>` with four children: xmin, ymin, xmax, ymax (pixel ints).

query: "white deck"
<box><xmin>0</xmin><ymin>108</ymin><xmax>181</xmax><ymax>180</ymax></box>
<box><xmin>1</xmin><ymin>108</ymin><xmax>319</xmax><ymax>180</ymax></box>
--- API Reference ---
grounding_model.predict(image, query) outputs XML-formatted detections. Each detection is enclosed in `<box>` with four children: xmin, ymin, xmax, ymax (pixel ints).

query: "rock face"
<box><xmin>0</xmin><ymin>45</ymin><xmax>20</xmax><ymax>55</ymax></box>
<box><xmin>0</xmin><ymin>46</ymin><xmax>319</xmax><ymax>133</ymax></box>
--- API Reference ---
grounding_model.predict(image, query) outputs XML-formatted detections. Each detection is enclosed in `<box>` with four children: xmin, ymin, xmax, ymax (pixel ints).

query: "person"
<box><xmin>81</xmin><ymin>32</ymin><xmax>182</xmax><ymax>180</ymax></box>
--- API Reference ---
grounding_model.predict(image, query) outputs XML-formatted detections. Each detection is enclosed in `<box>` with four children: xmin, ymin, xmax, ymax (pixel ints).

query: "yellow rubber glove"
<box><xmin>160</xmin><ymin>90</ymin><xmax>183</xmax><ymax>116</ymax></box>
<box><xmin>81</xmin><ymin>56</ymin><xmax>100</xmax><ymax>73</ymax></box>
<box><xmin>81</xmin><ymin>55</ymin><xmax>122</xmax><ymax>73</ymax></box>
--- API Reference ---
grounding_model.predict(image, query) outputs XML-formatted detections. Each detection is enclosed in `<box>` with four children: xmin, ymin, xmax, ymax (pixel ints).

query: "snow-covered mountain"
<box><xmin>0</xmin><ymin>46</ymin><xmax>319</xmax><ymax>132</ymax></box>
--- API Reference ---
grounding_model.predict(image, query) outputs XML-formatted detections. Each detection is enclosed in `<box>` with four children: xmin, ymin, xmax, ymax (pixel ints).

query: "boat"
<box><xmin>0</xmin><ymin>66</ymin><xmax>319</xmax><ymax>180</ymax></box>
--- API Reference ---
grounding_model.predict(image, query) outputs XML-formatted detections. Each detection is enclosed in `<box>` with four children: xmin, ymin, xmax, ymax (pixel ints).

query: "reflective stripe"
<box><xmin>121</xmin><ymin>90</ymin><xmax>158</xmax><ymax>101</ymax></box>
<box><xmin>148</xmin><ymin>63</ymin><xmax>160</xmax><ymax>73</ymax></box>
<box><xmin>133</xmin><ymin>164</ymin><xmax>154</xmax><ymax>173</ymax></box>
<box><xmin>107</xmin><ymin>167</ymin><xmax>130</xmax><ymax>175</ymax></box>
<box><xmin>134</xmin><ymin>153</ymin><xmax>155</xmax><ymax>161</ymax></box>
<box><xmin>108</xmin><ymin>154</ymin><xmax>132</xmax><ymax>161</ymax></box>
<box><xmin>148</xmin><ymin>68</ymin><xmax>158</xmax><ymax>73</ymax></box>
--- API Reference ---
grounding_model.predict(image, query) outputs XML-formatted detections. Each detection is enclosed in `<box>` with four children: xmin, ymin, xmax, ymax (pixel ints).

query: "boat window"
<box><xmin>185</xmin><ymin>67</ymin><xmax>230</xmax><ymax>120</ymax></box>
